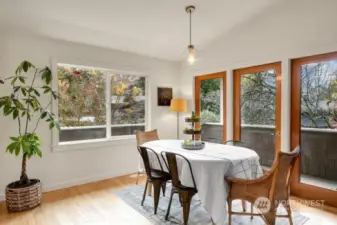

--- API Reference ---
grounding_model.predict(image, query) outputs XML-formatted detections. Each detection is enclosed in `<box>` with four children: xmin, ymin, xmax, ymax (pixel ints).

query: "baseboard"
<box><xmin>42</xmin><ymin>170</ymin><xmax>136</xmax><ymax>192</ymax></box>
<box><xmin>0</xmin><ymin>170</ymin><xmax>137</xmax><ymax>202</ymax></box>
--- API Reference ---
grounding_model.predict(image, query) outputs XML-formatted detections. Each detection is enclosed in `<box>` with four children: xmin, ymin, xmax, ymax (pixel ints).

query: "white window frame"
<box><xmin>51</xmin><ymin>59</ymin><xmax>149</xmax><ymax>151</ymax></box>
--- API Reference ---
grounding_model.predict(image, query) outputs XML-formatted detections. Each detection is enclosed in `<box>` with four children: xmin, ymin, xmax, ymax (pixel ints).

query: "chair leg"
<box><xmin>147</xmin><ymin>181</ymin><xmax>152</xmax><ymax>196</ymax></box>
<box><xmin>165</xmin><ymin>189</ymin><xmax>175</xmax><ymax>220</ymax></box>
<box><xmin>228</xmin><ymin>198</ymin><xmax>232</xmax><ymax>225</ymax></box>
<box><xmin>178</xmin><ymin>192</ymin><xmax>183</xmax><ymax>206</ymax></box>
<box><xmin>250</xmin><ymin>202</ymin><xmax>254</xmax><ymax>219</ymax></box>
<box><xmin>141</xmin><ymin>180</ymin><xmax>148</xmax><ymax>206</ymax></box>
<box><xmin>283</xmin><ymin>202</ymin><xmax>293</xmax><ymax>225</ymax></box>
<box><xmin>263</xmin><ymin>205</ymin><xmax>276</xmax><ymax>225</ymax></box>
<box><xmin>241</xmin><ymin>200</ymin><xmax>247</xmax><ymax>212</ymax></box>
<box><xmin>152</xmin><ymin>180</ymin><xmax>162</xmax><ymax>214</ymax></box>
<box><xmin>181</xmin><ymin>191</ymin><xmax>194</xmax><ymax>225</ymax></box>
<box><xmin>162</xmin><ymin>182</ymin><xmax>167</xmax><ymax>196</ymax></box>
<box><xmin>136</xmin><ymin>171</ymin><xmax>140</xmax><ymax>185</ymax></box>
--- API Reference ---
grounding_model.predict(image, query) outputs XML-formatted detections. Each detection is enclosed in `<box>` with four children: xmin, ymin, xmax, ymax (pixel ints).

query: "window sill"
<box><xmin>52</xmin><ymin>135</ymin><xmax>136</xmax><ymax>152</ymax></box>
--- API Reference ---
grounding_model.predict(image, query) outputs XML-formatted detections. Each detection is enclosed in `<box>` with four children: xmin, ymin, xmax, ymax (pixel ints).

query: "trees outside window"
<box><xmin>57</xmin><ymin>64</ymin><xmax>146</xmax><ymax>142</ymax></box>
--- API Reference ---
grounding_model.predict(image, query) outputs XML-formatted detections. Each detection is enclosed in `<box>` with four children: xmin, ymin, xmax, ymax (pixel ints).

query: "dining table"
<box><xmin>142</xmin><ymin>139</ymin><xmax>264</xmax><ymax>225</ymax></box>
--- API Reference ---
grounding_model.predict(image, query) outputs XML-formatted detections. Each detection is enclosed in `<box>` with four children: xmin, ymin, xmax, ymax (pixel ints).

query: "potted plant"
<box><xmin>0</xmin><ymin>61</ymin><xmax>60</xmax><ymax>212</ymax></box>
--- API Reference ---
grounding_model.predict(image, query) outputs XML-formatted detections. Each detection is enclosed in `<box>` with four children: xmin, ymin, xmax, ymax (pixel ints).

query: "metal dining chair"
<box><xmin>137</xmin><ymin>146</ymin><xmax>171</xmax><ymax>214</ymax></box>
<box><xmin>135</xmin><ymin>129</ymin><xmax>160</xmax><ymax>185</ymax></box>
<box><xmin>161</xmin><ymin>151</ymin><xmax>198</xmax><ymax>225</ymax></box>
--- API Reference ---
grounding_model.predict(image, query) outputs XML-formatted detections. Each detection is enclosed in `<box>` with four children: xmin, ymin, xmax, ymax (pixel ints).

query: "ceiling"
<box><xmin>0</xmin><ymin>0</ymin><xmax>280</xmax><ymax>61</ymax></box>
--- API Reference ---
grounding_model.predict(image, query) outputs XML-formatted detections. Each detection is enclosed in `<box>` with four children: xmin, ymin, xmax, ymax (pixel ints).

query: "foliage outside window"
<box><xmin>301</xmin><ymin>61</ymin><xmax>337</xmax><ymax>128</ymax></box>
<box><xmin>239</xmin><ymin>62</ymin><xmax>337</xmax><ymax>129</ymax></box>
<box><xmin>57</xmin><ymin>64</ymin><xmax>146</xmax><ymax>142</ymax></box>
<box><xmin>110</xmin><ymin>73</ymin><xmax>145</xmax><ymax>136</ymax></box>
<box><xmin>240</xmin><ymin>70</ymin><xmax>276</xmax><ymax>126</ymax></box>
<box><xmin>200</xmin><ymin>78</ymin><xmax>221</xmax><ymax>123</ymax></box>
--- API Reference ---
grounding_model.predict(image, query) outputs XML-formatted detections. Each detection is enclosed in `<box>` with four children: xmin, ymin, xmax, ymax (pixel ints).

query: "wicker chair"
<box><xmin>161</xmin><ymin>152</ymin><xmax>198</xmax><ymax>225</ymax></box>
<box><xmin>226</xmin><ymin>147</ymin><xmax>300</xmax><ymax>225</ymax></box>
<box><xmin>137</xmin><ymin>146</ymin><xmax>171</xmax><ymax>214</ymax></box>
<box><xmin>135</xmin><ymin>129</ymin><xmax>160</xmax><ymax>185</ymax></box>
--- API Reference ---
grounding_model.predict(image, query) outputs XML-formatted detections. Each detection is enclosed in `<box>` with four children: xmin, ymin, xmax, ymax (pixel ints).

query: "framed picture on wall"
<box><xmin>157</xmin><ymin>87</ymin><xmax>173</xmax><ymax>106</ymax></box>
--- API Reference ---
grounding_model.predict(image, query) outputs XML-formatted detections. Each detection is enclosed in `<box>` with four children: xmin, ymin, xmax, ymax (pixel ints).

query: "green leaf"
<box><xmin>11</xmin><ymin>77</ymin><xmax>18</xmax><ymax>85</ymax></box>
<box><xmin>37</xmin><ymin>150</ymin><xmax>42</xmax><ymax>158</ymax></box>
<box><xmin>10</xmin><ymin>137</ymin><xmax>18</xmax><ymax>141</ymax></box>
<box><xmin>22</xmin><ymin>142</ymin><xmax>29</xmax><ymax>153</ymax></box>
<box><xmin>6</xmin><ymin>142</ymin><xmax>17</xmax><ymax>151</ymax></box>
<box><xmin>41</xmin><ymin>111</ymin><xmax>47</xmax><ymax>119</ymax></box>
<box><xmin>33</xmin><ymin>89</ymin><xmax>40</xmax><ymax>97</ymax></box>
<box><xmin>4</xmin><ymin>107</ymin><xmax>14</xmax><ymax>116</ymax></box>
<box><xmin>13</xmin><ymin>86</ymin><xmax>20</xmax><ymax>93</ymax></box>
<box><xmin>40</xmin><ymin>67</ymin><xmax>52</xmax><ymax>85</ymax></box>
<box><xmin>15</xmin><ymin>144</ymin><xmax>21</xmax><ymax>156</ymax></box>
<box><xmin>21</xmin><ymin>88</ymin><xmax>27</xmax><ymax>96</ymax></box>
<box><xmin>49</xmin><ymin>122</ymin><xmax>55</xmax><ymax>129</ymax></box>
<box><xmin>15</xmin><ymin>61</ymin><xmax>35</xmax><ymax>75</ymax></box>
<box><xmin>3</xmin><ymin>104</ymin><xmax>11</xmax><ymax>115</ymax></box>
<box><xmin>18</xmin><ymin>76</ymin><xmax>26</xmax><ymax>83</ymax></box>
<box><xmin>13</xmin><ymin>109</ymin><xmax>19</xmax><ymax>119</ymax></box>
<box><xmin>55</xmin><ymin>122</ymin><xmax>61</xmax><ymax>130</ymax></box>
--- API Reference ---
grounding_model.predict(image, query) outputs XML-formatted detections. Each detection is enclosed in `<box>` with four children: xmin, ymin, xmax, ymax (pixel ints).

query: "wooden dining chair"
<box><xmin>161</xmin><ymin>151</ymin><xmax>198</xmax><ymax>225</ymax></box>
<box><xmin>135</xmin><ymin>129</ymin><xmax>159</xmax><ymax>185</ymax></box>
<box><xmin>137</xmin><ymin>146</ymin><xmax>171</xmax><ymax>214</ymax></box>
<box><xmin>226</xmin><ymin>147</ymin><xmax>300</xmax><ymax>225</ymax></box>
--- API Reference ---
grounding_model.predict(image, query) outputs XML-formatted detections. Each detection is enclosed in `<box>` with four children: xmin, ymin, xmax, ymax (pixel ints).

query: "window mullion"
<box><xmin>105</xmin><ymin>70</ymin><xmax>111</xmax><ymax>138</ymax></box>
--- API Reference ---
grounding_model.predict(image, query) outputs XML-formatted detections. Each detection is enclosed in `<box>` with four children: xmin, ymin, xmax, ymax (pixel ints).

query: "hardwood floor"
<box><xmin>0</xmin><ymin>174</ymin><xmax>336</xmax><ymax>225</ymax></box>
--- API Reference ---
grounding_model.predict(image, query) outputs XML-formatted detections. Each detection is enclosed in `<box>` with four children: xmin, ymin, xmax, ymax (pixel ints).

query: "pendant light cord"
<box><xmin>189</xmin><ymin>10</ymin><xmax>192</xmax><ymax>46</ymax></box>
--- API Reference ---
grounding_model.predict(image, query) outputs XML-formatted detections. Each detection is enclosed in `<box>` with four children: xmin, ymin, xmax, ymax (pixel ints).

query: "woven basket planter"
<box><xmin>5</xmin><ymin>179</ymin><xmax>42</xmax><ymax>212</ymax></box>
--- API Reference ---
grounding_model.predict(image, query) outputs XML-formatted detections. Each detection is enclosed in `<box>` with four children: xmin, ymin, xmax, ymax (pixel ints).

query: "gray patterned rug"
<box><xmin>115</xmin><ymin>184</ymin><xmax>309</xmax><ymax>225</ymax></box>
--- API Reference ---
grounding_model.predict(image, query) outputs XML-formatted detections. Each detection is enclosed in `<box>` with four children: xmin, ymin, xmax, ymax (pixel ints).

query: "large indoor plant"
<box><xmin>0</xmin><ymin>61</ymin><xmax>60</xmax><ymax>211</ymax></box>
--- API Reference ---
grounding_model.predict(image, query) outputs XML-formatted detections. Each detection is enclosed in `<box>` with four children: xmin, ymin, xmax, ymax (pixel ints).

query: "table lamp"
<box><xmin>170</xmin><ymin>98</ymin><xmax>187</xmax><ymax>139</ymax></box>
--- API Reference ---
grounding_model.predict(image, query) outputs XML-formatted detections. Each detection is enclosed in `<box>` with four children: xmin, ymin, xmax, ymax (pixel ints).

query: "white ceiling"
<box><xmin>0</xmin><ymin>0</ymin><xmax>280</xmax><ymax>61</ymax></box>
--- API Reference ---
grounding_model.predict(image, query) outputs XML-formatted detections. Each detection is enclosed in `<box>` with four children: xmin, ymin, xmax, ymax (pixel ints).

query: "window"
<box><xmin>57</xmin><ymin>64</ymin><xmax>146</xmax><ymax>143</ymax></box>
<box><xmin>200</xmin><ymin>78</ymin><xmax>222</xmax><ymax>123</ymax></box>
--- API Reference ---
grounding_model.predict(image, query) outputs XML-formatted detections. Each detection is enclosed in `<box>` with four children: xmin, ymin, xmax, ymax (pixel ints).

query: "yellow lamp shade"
<box><xmin>170</xmin><ymin>98</ymin><xmax>187</xmax><ymax>112</ymax></box>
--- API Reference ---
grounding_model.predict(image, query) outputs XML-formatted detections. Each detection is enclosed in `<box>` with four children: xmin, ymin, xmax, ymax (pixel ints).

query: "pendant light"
<box><xmin>186</xmin><ymin>5</ymin><xmax>196</xmax><ymax>65</ymax></box>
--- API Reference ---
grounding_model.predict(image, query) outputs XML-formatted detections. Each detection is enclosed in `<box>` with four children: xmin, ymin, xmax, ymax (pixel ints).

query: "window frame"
<box><xmin>51</xmin><ymin>59</ymin><xmax>148</xmax><ymax>151</ymax></box>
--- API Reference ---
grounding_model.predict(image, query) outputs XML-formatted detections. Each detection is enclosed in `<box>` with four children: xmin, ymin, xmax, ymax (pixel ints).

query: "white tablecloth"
<box><xmin>142</xmin><ymin>140</ymin><xmax>263</xmax><ymax>225</ymax></box>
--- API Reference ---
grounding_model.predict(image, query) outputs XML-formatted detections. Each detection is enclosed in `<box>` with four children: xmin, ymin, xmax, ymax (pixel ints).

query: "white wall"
<box><xmin>0</xmin><ymin>30</ymin><xmax>180</xmax><ymax>199</ymax></box>
<box><xmin>180</xmin><ymin>0</ymin><xmax>337</xmax><ymax>148</ymax></box>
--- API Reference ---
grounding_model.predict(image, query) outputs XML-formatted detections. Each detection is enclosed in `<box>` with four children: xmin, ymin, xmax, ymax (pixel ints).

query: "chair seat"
<box><xmin>172</xmin><ymin>184</ymin><xmax>198</xmax><ymax>193</ymax></box>
<box><xmin>150</xmin><ymin>169</ymin><xmax>171</xmax><ymax>180</ymax></box>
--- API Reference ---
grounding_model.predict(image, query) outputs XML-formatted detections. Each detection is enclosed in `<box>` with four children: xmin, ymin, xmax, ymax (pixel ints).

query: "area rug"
<box><xmin>115</xmin><ymin>184</ymin><xmax>309</xmax><ymax>225</ymax></box>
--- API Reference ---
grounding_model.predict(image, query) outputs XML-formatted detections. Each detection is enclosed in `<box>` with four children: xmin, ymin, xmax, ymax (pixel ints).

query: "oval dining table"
<box><xmin>142</xmin><ymin>139</ymin><xmax>263</xmax><ymax>225</ymax></box>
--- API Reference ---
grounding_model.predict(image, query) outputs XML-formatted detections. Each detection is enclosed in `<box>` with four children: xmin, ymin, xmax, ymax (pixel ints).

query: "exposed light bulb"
<box><xmin>187</xmin><ymin>45</ymin><xmax>195</xmax><ymax>65</ymax></box>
